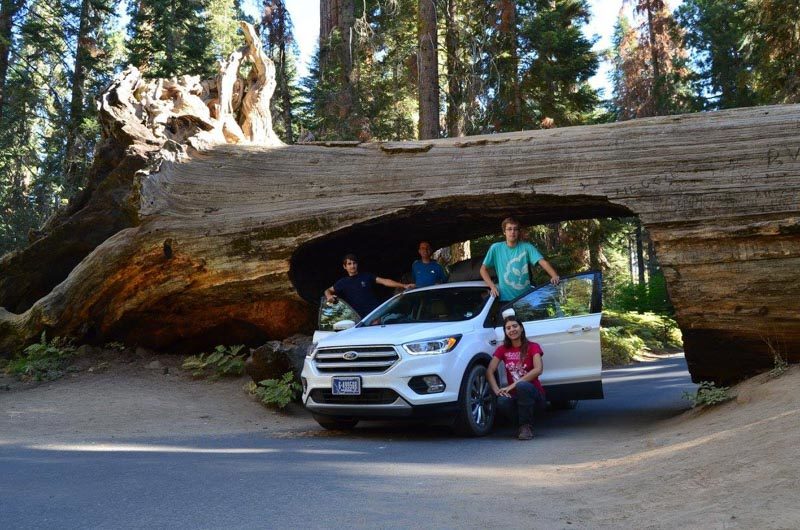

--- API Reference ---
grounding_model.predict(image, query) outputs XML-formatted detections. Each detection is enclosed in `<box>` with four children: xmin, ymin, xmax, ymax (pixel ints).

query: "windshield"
<box><xmin>362</xmin><ymin>287</ymin><xmax>491</xmax><ymax>327</ymax></box>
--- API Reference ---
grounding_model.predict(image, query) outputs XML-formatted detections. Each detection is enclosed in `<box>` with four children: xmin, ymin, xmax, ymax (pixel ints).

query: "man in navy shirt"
<box><xmin>324</xmin><ymin>254</ymin><xmax>414</xmax><ymax>318</ymax></box>
<box><xmin>411</xmin><ymin>241</ymin><xmax>447</xmax><ymax>287</ymax></box>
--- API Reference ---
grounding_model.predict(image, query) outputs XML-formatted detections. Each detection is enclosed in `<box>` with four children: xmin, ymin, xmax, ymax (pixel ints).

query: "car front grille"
<box><xmin>310</xmin><ymin>388</ymin><xmax>400</xmax><ymax>405</ymax></box>
<box><xmin>313</xmin><ymin>346</ymin><xmax>399</xmax><ymax>373</ymax></box>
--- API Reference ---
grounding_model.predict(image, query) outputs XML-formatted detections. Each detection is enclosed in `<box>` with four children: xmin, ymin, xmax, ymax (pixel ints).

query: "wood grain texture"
<box><xmin>1</xmin><ymin>66</ymin><xmax>798</xmax><ymax>382</ymax></box>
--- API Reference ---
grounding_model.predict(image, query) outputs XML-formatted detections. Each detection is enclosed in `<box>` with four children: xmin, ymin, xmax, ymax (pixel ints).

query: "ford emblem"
<box><xmin>343</xmin><ymin>351</ymin><xmax>359</xmax><ymax>361</ymax></box>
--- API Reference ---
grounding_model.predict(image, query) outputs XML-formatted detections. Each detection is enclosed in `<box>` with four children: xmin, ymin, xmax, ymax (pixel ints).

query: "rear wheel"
<box><xmin>454</xmin><ymin>364</ymin><xmax>495</xmax><ymax>437</ymax></box>
<box><xmin>312</xmin><ymin>414</ymin><xmax>359</xmax><ymax>430</ymax></box>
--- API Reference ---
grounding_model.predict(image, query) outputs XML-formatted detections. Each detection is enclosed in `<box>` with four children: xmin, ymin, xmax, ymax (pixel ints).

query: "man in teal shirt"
<box><xmin>480</xmin><ymin>217</ymin><xmax>560</xmax><ymax>301</ymax></box>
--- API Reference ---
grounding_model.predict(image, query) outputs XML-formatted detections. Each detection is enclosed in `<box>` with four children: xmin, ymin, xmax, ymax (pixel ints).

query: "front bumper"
<box><xmin>301</xmin><ymin>347</ymin><xmax>465</xmax><ymax>418</ymax></box>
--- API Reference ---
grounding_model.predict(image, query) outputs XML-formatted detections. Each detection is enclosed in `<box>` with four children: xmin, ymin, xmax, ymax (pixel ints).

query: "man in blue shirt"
<box><xmin>411</xmin><ymin>241</ymin><xmax>447</xmax><ymax>288</ymax></box>
<box><xmin>324</xmin><ymin>254</ymin><xmax>414</xmax><ymax>318</ymax></box>
<box><xmin>480</xmin><ymin>217</ymin><xmax>560</xmax><ymax>302</ymax></box>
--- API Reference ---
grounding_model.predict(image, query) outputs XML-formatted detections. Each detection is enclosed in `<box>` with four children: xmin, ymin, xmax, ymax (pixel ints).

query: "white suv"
<box><xmin>301</xmin><ymin>271</ymin><xmax>604</xmax><ymax>436</ymax></box>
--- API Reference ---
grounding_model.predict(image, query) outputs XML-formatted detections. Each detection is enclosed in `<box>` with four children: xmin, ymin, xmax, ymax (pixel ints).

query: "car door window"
<box><xmin>318</xmin><ymin>297</ymin><xmax>360</xmax><ymax>331</ymax></box>
<box><xmin>508</xmin><ymin>272</ymin><xmax>599</xmax><ymax>322</ymax></box>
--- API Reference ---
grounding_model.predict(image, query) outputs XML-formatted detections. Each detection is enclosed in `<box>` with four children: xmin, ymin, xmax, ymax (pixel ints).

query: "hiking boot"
<box><xmin>517</xmin><ymin>424</ymin><xmax>533</xmax><ymax>440</ymax></box>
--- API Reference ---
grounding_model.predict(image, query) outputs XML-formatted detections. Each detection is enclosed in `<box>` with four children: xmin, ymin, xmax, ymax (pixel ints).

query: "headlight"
<box><xmin>402</xmin><ymin>335</ymin><xmax>461</xmax><ymax>355</ymax></box>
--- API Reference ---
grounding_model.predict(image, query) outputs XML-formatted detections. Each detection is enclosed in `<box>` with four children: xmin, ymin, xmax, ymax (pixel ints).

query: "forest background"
<box><xmin>0</xmin><ymin>0</ymin><xmax>797</xmax><ymax>321</ymax></box>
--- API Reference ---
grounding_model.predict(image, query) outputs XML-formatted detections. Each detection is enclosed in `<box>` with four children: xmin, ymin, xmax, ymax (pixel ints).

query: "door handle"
<box><xmin>489</xmin><ymin>339</ymin><xmax>498</xmax><ymax>345</ymax></box>
<box><xmin>567</xmin><ymin>325</ymin><xmax>592</xmax><ymax>333</ymax></box>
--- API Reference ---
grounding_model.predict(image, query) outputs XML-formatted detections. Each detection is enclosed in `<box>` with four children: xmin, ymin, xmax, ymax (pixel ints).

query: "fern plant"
<box><xmin>246</xmin><ymin>372</ymin><xmax>302</xmax><ymax>409</ymax></box>
<box><xmin>182</xmin><ymin>345</ymin><xmax>247</xmax><ymax>379</ymax></box>
<box><xmin>6</xmin><ymin>333</ymin><xmax>76</xmax><ymax>381</ymax></box>
<box><xmin>683</xmin><ymin>381</ymin><xmax>734</xmax><ymax>408</ymax></box>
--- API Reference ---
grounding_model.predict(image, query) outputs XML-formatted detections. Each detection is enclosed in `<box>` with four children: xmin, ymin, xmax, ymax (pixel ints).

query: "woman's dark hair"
<box><xmin>503</xmin><ymin>316</ymin><xmax>529</xmax><ymax>353</ymax></box>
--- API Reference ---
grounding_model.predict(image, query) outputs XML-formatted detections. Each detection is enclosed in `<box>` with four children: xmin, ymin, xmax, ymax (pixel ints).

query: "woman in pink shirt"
<box><xmin>487</xmin><ymin>316</ymin><xmax>546</xmax><ymax>440</ymax></box>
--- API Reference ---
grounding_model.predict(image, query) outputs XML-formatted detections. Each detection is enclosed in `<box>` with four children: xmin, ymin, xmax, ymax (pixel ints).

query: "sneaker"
<box><xmin>517</xmin><ymin>424</ymin><xmax>534</xmax><ymax>440</ymax></box>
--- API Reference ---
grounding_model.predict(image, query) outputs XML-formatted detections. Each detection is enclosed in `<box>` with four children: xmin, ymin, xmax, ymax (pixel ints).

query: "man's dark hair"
<box><xmin>342</xmin><ymin>253</ymin><xmax>358</xmax><ymax>264</ymax></box>
<box><xmin>501</xmin><ymin>217</ymin><xmax>522</xmax><ymax>231</ymax></box>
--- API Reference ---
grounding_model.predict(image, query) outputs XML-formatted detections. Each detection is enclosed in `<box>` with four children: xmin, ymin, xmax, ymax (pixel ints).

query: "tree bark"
<box><xmin>418</xmin><ymin>0</ymin><xmax>439</xmax><ymax>140</ymax></box>
<box><xmin>444</xmin><ymin>0</ymin><xmax>464</xmax><ymax>137</ymax></box>
<box><xmin>63</xmin><ymin>0</ymin><xmax>92</xmax><ymax>196</ymax></box>
<box><xmin>277</xmin><ymin>6</ymin><xmax>293</xmax><ymax>143</ymax></box>
<box><xmin>635</xmin><ymin>220</ymin><xmax>646</xmax><ymax>284</ymax></box>
<box><xmin>495</xmin><ymin>0</ymin><xmax>520</xmax><ymax>130</ymax></box>
<box><xmin>0</xmin><ymin>0</ymin><xmax>23</xmax><ymax>123</ymax></box>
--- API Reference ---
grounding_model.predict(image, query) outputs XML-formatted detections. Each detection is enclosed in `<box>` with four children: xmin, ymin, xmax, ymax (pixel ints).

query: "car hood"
<box><xmin>315</xmin><ymin>321</ymin><xmax>476</xmax><ymax>347</ymax></box>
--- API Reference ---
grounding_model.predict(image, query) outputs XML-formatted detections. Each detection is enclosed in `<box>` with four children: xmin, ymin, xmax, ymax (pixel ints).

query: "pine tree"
<box><xmin>262</xmin><ymin>0</ymin><xmax>300</xmax><ymax>143</ymax></box>
<box><xmin>207</xmin><ymin>0</ymin><xmax>243</xmax><ymax>61</ymax></box>
<box><xmin>611</xmin><ymin>1</ymin><xmax>695</xmax><ymax>119</ymax></box>
<box><xmin>519</xmin><ymin>0</ymin><xmax>599</xmax><ymax>127</ymax></box>
<box><xmin>676</xmin><ymin>0</ymin><xmax>755</xmax><ymax>109</ymax></box>
<box><xmin>0</xmin><ymin>0</ymin><xmax>26</xmax><ymax>123</ymax></box>
<box><xmin>744</xmin><ymin>0</ymin><xmax>800</xmax><ymax>104</ymax></box>
<box><xmin>127</xmin><ymin>0</ymin><xmax>216</xmax><ymax>78</ymax></box>
<box><xmin>417</xmin><ymin>0</ymin><xmax>439</xmax><ymax>139</ymax></box>
<box><xmin>444</xmin><ymin>0</ymin><xmax>465</xmax><ymax>137</ymax></box>
<box><xmin>63</xmin><ymin>0</ymin><xmax>115</xmax><ymax>197</ymax></box>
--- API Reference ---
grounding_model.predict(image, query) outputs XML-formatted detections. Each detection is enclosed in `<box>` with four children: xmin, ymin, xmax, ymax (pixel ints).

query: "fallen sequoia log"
<box><xmin>1</xmin><ymin>27</ymin><xmax>799</xmax><ymax>384</ymax></box>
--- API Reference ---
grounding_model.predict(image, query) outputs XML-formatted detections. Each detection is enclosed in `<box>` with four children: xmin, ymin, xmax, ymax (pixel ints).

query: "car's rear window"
<box><xmin>362</xmin><ymin>287</ymin><xmax>491</xmax><ymax>326</ymax></box>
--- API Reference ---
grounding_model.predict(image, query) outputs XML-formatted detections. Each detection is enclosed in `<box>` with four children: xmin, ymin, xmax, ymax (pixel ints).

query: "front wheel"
<box><xmin>454</xmin><ymin>364</ymin><xmax>496</xmax><ymax>437</ymax></box>
<box><xmin>312</xmin><ymin>414</ymin><xmax>359</xmax><ymax>431</ymax></box>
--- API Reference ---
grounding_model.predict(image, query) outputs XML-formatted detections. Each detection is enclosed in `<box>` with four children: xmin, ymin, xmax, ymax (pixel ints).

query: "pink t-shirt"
<box><xmin>493</xmin><ymin>342</ymin><xmax>545</xmax><ymax>396</ymax></box>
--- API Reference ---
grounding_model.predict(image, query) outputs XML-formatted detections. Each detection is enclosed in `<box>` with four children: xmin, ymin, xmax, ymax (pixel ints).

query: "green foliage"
<box><xmin>609</xmin><ymin>4</ymin><xmax>698</xmax><ymax>119</ymax></box>
<box><xmin>608</xmin><ymin>273</ymin><xmax>674</xmax><ymax>315</ymax></box>
<box><xmin>246</xmin><ymin>372</ymin><xmax>301</xmax><ymax>409</ymax></box>
<box><xmin>743</xmin><ymin>0</ymin><xmax>800</xmax><ymax>104</ymax></box>
<box><xmin>518</xmin><ymin>0</ymin><xmax>600</xmax><ymax>127</ymax></box>
<box><xmin>764</xmin><ymin>337</ymin><xmax>789</xmax><ymax>378</ymax></box>
<box><xmin>600</xmin><ymin>311</ymin><xmax>682</xmax><ymax>367</ymax></box>
<box><xmin>6</xmin><ymin>333</ymin><xmax>77</xmax><ymax>381</ymax></box>
<box><xmin>675</xmin><ymin>0</ymin><xmax>756</xmax><ymax>109</ymax></box>
<box><xmin>602</xmin><ymin>310</ymin><xmax>682</xmax><ymax>351</ymax></box>
<box><xmin>182</xmin><ymin>345</ymin><xmax>247</xmax><ymax>379</ymax></box>
<box><xmin>683</xmin><ymin>381</ymin><xmax>734</xmax><ymax>407</ymax></box>
<box><xmin>126</xmin><ymin>0</ymin><xmax>216</xmax><ymax>78</ymax></box>
<box><xmin>600</xmin><ymin>326</ymin><xmax>645</xmax><ymax>367</ymax></box>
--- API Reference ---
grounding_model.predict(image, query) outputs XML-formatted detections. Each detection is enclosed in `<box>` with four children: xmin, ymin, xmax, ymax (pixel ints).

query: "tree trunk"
<box><xmin>0</xmin><ymin>0</ymin><xmax>22</xmax><ymax>123</ymax></box>
<box><xmin>635</xmin><ymin>221</ymin><xmax>646</xmax><ymax>284</ymax></box>
<box><xmin>1</xmin><ymin>57</ymin><xmax>799</xmax><ymax>385</ymax></box>
<box><xmin>278</xmin><ymin>8</ymin><xmax>293</xmax><ymax>143</ymax></box>
<box><xmin>644</xmin><ymin>0</ymin><xmax>662</xmax><ymax>115</ymax></box>
<box><xmin>418</xmin><ymin>0</ymin><xmax>439</xmax><ymax>140</ymax></box>
<box><xmin>496</xmin><ymin>0</ymin><xmax>520</xmax><ymax>130</ymax></box>
<box><xmin>63</xmin><ymin>0</ymin><xmax>92</xmax><ymax>196</ymax></box>
<box><xmin>444</xmin><ymin>0</ymin><xmax>463</xmax><ymax>137</ymax></box>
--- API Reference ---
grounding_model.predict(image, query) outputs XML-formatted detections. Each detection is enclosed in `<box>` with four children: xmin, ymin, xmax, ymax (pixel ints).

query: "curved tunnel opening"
<box><xmin>289</xmin><ymin>193</ymin><xmax>635</xmax><ymax>305</ymax></box>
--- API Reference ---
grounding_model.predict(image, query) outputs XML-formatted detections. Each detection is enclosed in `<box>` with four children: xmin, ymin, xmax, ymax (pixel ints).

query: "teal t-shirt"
<box><xmin>482</xmin><ymin>241</ymin><xmax>543</xmax><ymax>301</ymax></box>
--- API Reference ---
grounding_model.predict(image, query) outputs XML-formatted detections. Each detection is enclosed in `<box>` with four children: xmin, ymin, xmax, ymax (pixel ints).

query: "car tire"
<box><xmin>550</xmin><ymin>399</ymin><xmax>578</xmax><ymax>410</ymax></box>
<box><xmin>312</xmin><ymin>414</ymin><xmax>359</xmax><ymax>430</ymax></box>
<box><xmin>453</xmin><ymin>364</ymin><xmax>495</xmax><ymax>437</ymax></box>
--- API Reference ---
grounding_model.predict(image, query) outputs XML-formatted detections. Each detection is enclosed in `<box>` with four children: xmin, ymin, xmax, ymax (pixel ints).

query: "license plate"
<box><xmin>332</xmin><ymin>376</ymin><xmax>361</xmax><ymax>395</ymax></box>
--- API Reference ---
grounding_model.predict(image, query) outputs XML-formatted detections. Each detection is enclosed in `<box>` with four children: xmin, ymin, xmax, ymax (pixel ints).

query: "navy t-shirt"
<box><xmin>334</xmin><ymin>272</ymin><xmax>379</xmax><ymax>318</ymax></box>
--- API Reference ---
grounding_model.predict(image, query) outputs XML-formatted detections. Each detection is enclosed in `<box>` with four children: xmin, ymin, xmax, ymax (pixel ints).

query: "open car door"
<box><xmin>313</xmin><ymin>297</ymin><xmax>361</xmax><ymax>343</ymax></box>
<box><xmin>499</xmin><ymin>271</ymin><xmax>603</xmax><ymax>402</ymax></box>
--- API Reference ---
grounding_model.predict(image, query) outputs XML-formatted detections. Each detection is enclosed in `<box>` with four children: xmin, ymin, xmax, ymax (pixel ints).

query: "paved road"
<box><xmin>1</xmin><ymin>356</ymin><xmax>695</xmax><ymax>529</ymax></box>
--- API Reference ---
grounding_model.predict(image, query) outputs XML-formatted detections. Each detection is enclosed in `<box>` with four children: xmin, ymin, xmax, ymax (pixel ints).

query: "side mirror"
<box><xmin>333</xmin><ymin>319</ymin><xmax>356</xmax><ymax>331</ymax></box>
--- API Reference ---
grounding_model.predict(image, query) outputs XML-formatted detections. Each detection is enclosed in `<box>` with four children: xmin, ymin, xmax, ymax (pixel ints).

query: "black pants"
<box><xmin>496</xmin><ymin>381</ymin><xmax>545</xmax><ymax>426</ymax></box>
